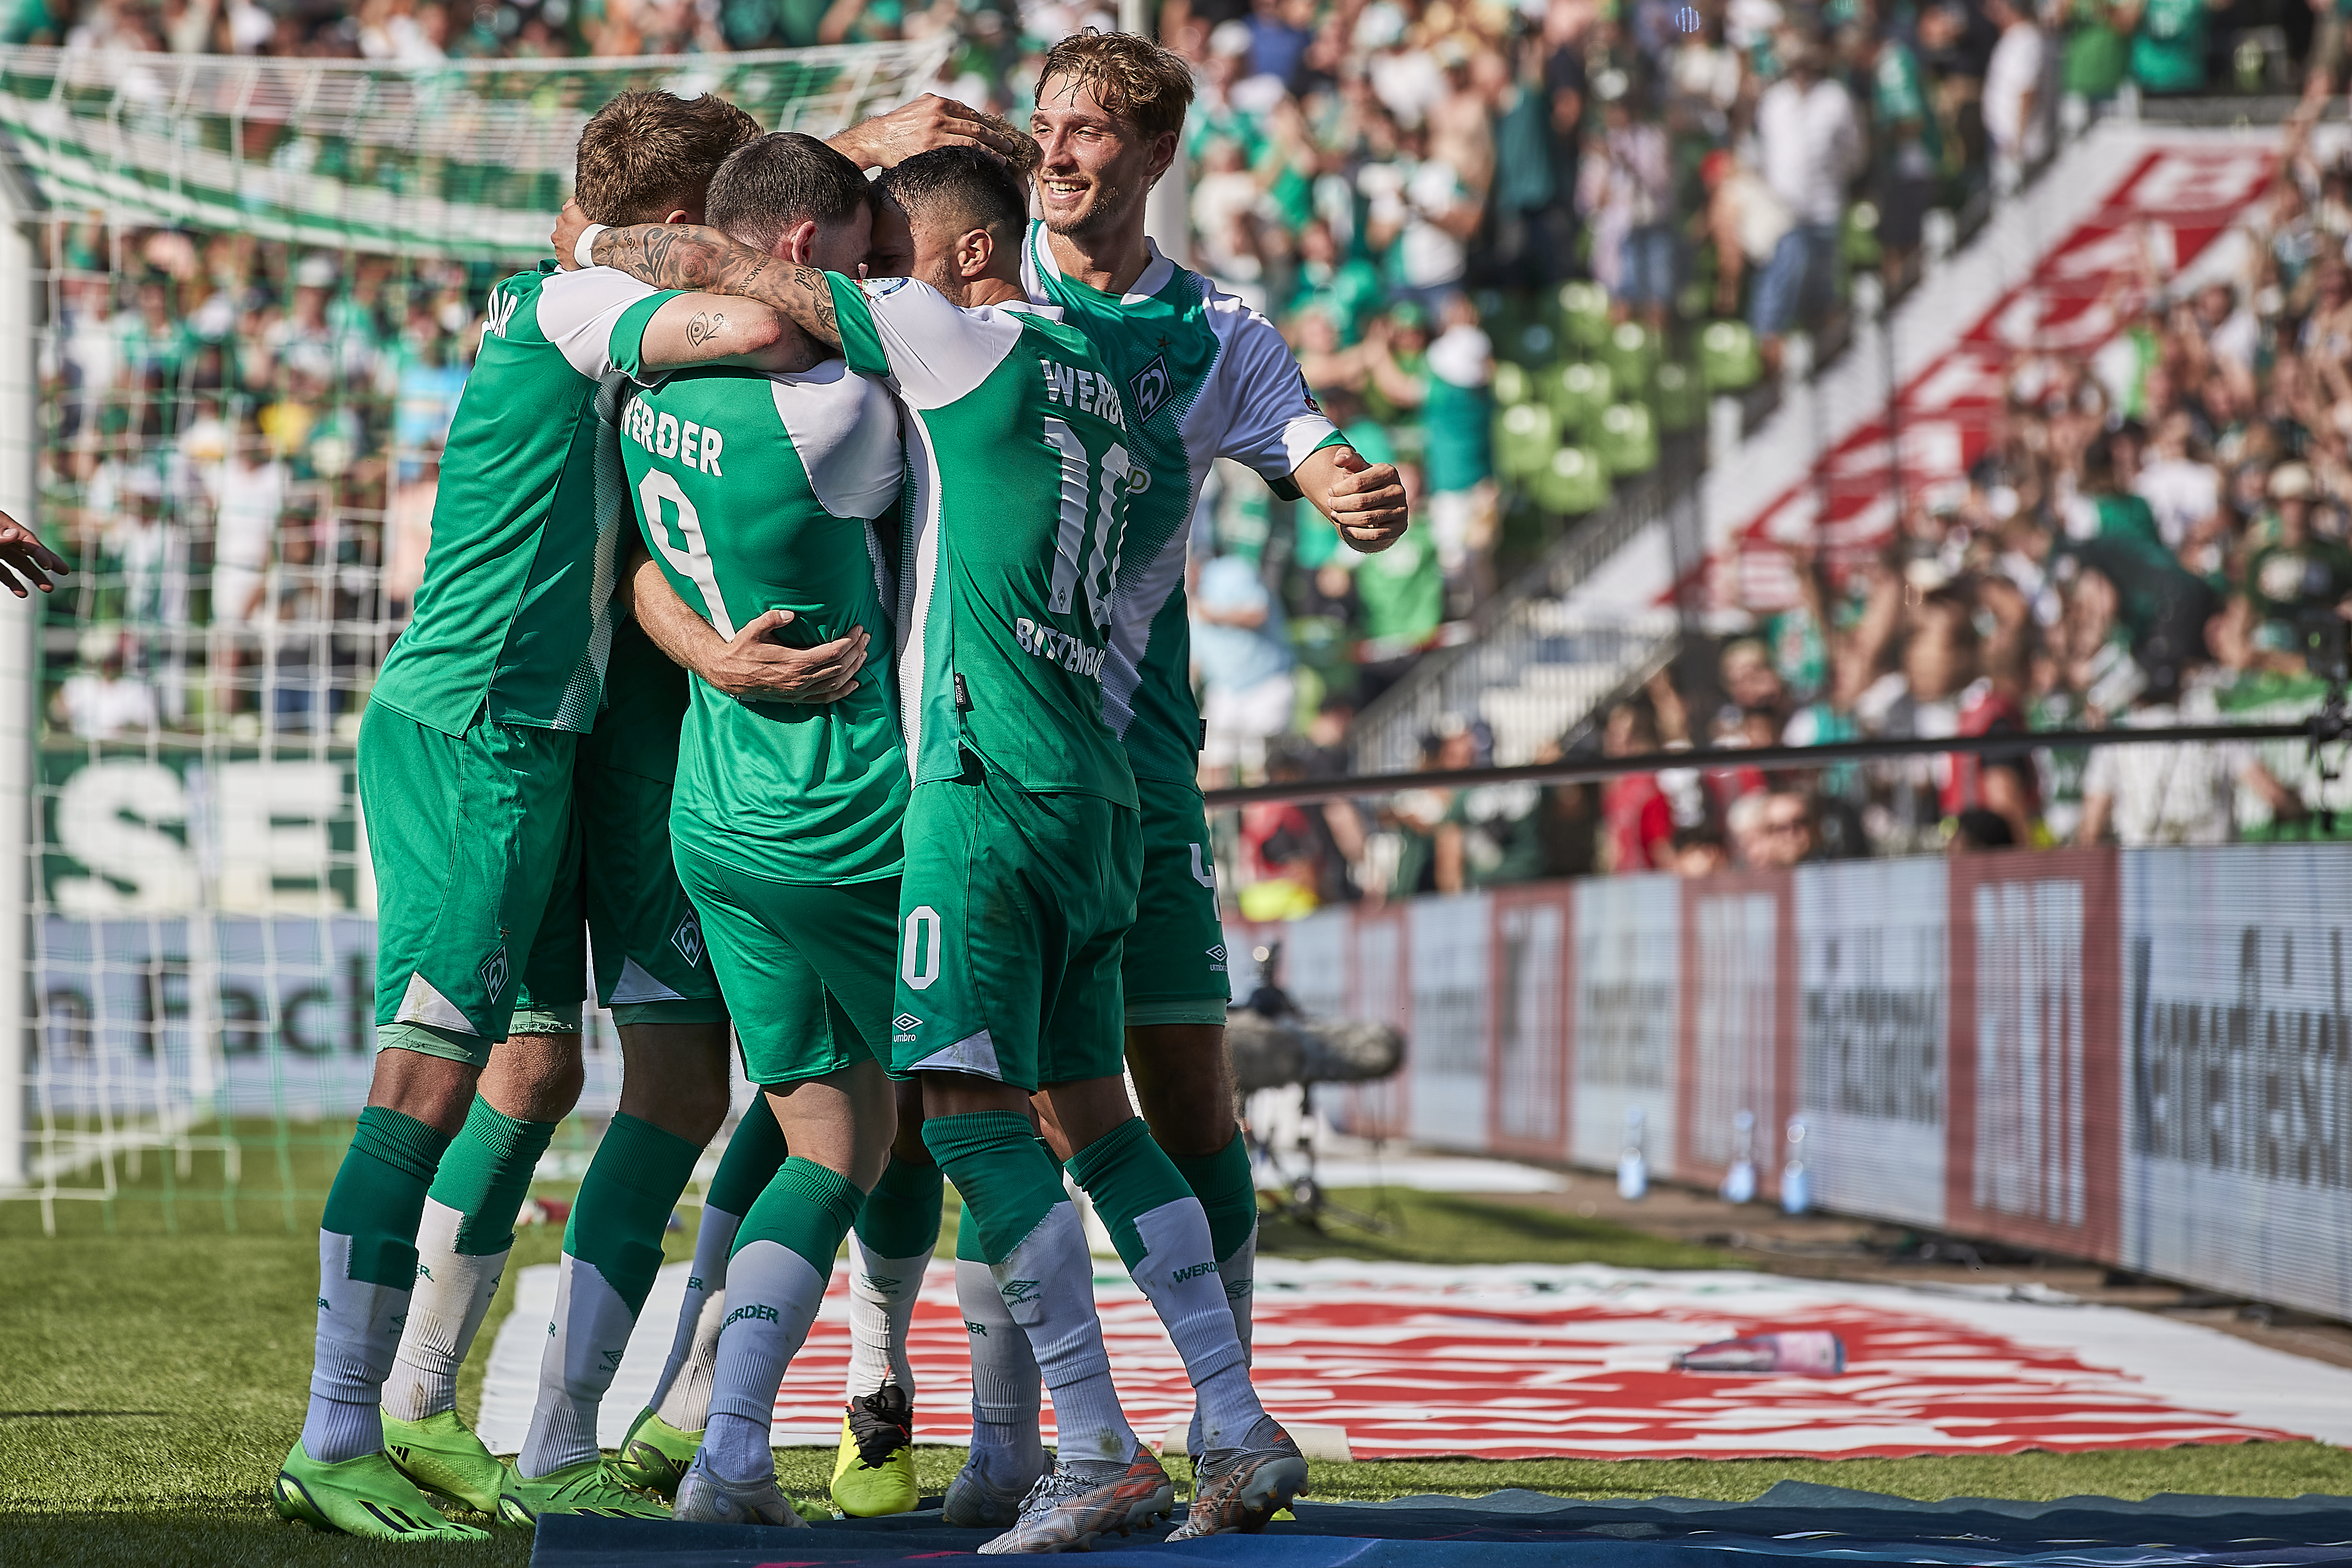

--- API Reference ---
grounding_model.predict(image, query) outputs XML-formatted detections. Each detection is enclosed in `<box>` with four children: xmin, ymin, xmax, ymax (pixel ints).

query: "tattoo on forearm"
<box><xmin>594</xmin><ymin>224</ymin><xmax>840</xmax><ymax>347</ymax></box>
<box><xmin>685</xmin><ymin>310</ymin><xmax>725</xmax><ymax>348</ymax></box>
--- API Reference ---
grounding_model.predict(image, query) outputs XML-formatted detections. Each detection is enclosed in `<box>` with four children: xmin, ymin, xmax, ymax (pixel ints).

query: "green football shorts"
<box><xmin>889</xmin><ymin>769</ymin><xmax>1140</xmax><ymax>1092</ymax></box>
<box><xmin>673</xmin><ymin>841</ymin><xmax>897</xmax><ymax>1085</ymax></box>
<box><xmin>359</xmin><ymin>701</ymin><xmax>585</xmax><ymax>1065</ymax></box>
<box><xmin>1123</xmin><ymin>776</ymin><xmax>1233</xmax><ymax>1027</ymax></box>
<box><xmin>579</xmin><ymin>622</ymin><xmax>726</xmax><ymax>1027</ymax></box>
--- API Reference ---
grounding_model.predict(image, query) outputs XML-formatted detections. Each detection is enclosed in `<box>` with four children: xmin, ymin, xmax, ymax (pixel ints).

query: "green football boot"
<box><xmin>273</xmin><ymin>1441</ymin><xmax>491</xmax><ymax>1541</ymax></box>
<box><xmin>614</xmin><ymin>1405</ymin><xmax>703</xmax><ymax>1499</ymax></box>
<box><xmin>495</xmin><ymin>1456</ymin><xmax>670</xmax><ymax>1528</ymax></box>
<box><xmin>380</xmin><ymin>1409</ymin><xmax>506</xmax><ymax>1514</ymax></box>
<box><xmin>830</xmin><ymin>1385</ymin><xmax>918</xmax><ymax>1517</ymax></box>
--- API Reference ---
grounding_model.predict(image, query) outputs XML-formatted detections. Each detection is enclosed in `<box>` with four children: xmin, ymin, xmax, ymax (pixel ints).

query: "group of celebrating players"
<box><xmin>265</xmin><ymin>29</ymin><xmax>1410</xmax><ymax>1554</ymax></box>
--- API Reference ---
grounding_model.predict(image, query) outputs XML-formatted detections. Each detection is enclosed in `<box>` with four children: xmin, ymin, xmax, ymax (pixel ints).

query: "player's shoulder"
<box><xmin>480</xmin><ymin>262</ymin><xmax>559</xmax><ymax>342</ymax></box>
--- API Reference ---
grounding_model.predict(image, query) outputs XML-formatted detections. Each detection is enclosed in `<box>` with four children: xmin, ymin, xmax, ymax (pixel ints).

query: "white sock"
<box><xmin>1128</xmin><ymin>1198</ymin><xmax>1263</xmax><ymax>1453</ymax></box>
<box><xmin>994</xmin><ymin>1204</ymin><xmax>1134</xmax><ymax>1466</ymax></box>
<box><xmin>702</xmin><ymin>1239</ymin><xmax>829</xmax><ymax>1485</ymax></box>
<box><xmin>303</xmin><ymin>1231</ymin><xmax>409</xmax><ymax>1463</ymax></box>
<box><xmin>846</xmin><ymin>1231</ymin><xmax>933</xmax><ymax>1401</ymax></box>
<box><xmin>956</xmin><ymin>1255</ymin><xmax>1043</xmax><ymax>1484</ymax></box>
<box><xmin>381</xmin><ymin>1198</ymin><xmax>508</xmax><ymax>1424</ymax></box>
<box><xmin>1190</xmin><ymin>1224</ymin><xmax>1261</xmax><ymax>1457</ymax></box>
<box><xmin>645</xmin><ymin>1204</ymin><xmax>741</xmax><ymax>1431</ymax></box>
<box><xmin>517</xmin><ymin>1253</ymin><xmax>638</xmax><ymax>1478</ymax></box>
<box><xmin>1220</xmin><ymin>1224</ymin><xmax>1258</xmax><ymax>1363</ymax></box>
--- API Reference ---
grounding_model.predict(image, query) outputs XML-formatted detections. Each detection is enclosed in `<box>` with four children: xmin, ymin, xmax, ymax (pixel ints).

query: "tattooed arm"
<box><xmin>634</xmin><ymin>292</ymin><xmax>823</xmax><ymax>375</ymax></box>
<box><xmin>590</xmin><ymin>224</ymin><xmax>844</xmax><ymax>353</ymax></box>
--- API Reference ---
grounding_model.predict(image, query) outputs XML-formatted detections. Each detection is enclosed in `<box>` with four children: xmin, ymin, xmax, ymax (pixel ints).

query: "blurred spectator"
<box><xmin>1577</xmin><ymin>80</ymin><xmax>1676</xmax><ymax>327</ymax></box>
<box><xmin>1753</xmin><ymin>31</ymin><xmax>1862</xmax><ymax>367</ymax></box>
<box><xmin>1982</xmin><ymin>0</ymin><xmax>2050</xmax><ymax>193</ymax></box>
<box><xmin>1194</xmin><ymin>549</ymin><xmax>1297</xmax><ymax>786</ymax></box>
<box><xmin>1671</xmin><ymin>823</ymin><xmax>1732</xmax><ymax>875</ymax></box>
<box><xmin>1949</xmin><ymin>805</ymin><xmax>2017</xmax><ymax>851</ymax></box>
<box><xmin>1599</xmin><ymin>698</ymin><xmax>1676</xmax><ymax>872</ymax></box>
<box><xmin>51</xmin><ymin>638</ymin><xmax>158</xmax><ymax>740</ymax></box>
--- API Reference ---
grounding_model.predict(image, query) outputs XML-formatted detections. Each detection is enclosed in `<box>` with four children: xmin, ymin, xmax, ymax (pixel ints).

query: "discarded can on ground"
<box><xmin>1674</xmin><ymin>1330</ymin><xmax>1847</xmax><ymax>1375</ymax></box>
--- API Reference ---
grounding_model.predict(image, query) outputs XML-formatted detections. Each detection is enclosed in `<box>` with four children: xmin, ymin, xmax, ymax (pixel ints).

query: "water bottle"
<box><xmin>1617</xmin><ymin>1107</ymin><xmax>1648</xmax><ymax>1200</ymax></box>
<box><xmin>1719</xmin><ymin>1109</ymin><xmax>1757</xmax><ymax>1204</ymax></box>
<box><xmin>1782</xmin><ymin>1115</ymin><xmax>1811</xmax><ymax>1215</ymax></box>
<box><xmin>1676</xmin><ymin>1330</ymin><xmax>1846</xmax><ymax>1375</ymax></box>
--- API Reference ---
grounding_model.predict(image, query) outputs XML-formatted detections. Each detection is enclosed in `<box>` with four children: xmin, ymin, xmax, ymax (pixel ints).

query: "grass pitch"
<box><xmin>7</xmin><ymin>1141</ymin><xmax>2352</xmax><ymax>1567</ymax></box>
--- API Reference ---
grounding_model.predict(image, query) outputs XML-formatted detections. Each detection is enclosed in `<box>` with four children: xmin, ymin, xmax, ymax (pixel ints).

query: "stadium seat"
<box><xmin>1532</xmin><ymin>444</ymin><xmax>1610</xmax><ymax>514</ymax></box>
<box><xmin>1492</xmin><ymin>360</ymin><xmax>1535</xmax><ymax>408</ymax></box>
<box><xmin>1494</xmin><ymin>401</ymin><xmax>1559</xmax><ymax>480</ymax></box>
<box><xmin>1595</xmin><ymin>402</ymin><xmax>1658</xmax><ymax>477</ymax></box>
<box><xmin>1700</xmin><ymin>320</ymin><xmax>1762</xmax><ymax>392</ymax></box>
<box><xmin>1543</xmin><ymin>360</ymin><xmax>1613</xmax><ymax>437</ymax></box>
<box><xmin>1601</xmin><ymin>320</ymin><xmax>1655</xmax><ymax>398</ymax></box>
<box><xmin>1501</xmin><ymin>319</ymin><xmax>1558</xmax><ymax>370</ymax></box>
<box><xmin>1556</xmin><ymin>281</ymin><xmax>1612</xmax><ymax>352</ymax></box>
<box><xmin>1652</xmin><ymin>362</ymin><xmax>1704</xmax><ymax>433</ymax></box>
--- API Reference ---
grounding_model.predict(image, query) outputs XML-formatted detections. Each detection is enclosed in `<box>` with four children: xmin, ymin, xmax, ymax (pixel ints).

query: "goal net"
<box><xmin>0</xmin><ymin>40</ymin><xmax>950</xmax><ymax>1232</ymax></box>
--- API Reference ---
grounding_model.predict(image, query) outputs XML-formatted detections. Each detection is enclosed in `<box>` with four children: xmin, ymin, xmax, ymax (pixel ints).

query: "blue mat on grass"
<box><xmin>529</xmin><ymin>1483</ymin><xmax>2352</xmax><ymax>1567</ymax></box>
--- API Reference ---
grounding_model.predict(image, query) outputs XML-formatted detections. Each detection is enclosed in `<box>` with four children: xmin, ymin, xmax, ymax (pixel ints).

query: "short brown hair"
<box><xmin>574</xmin><ymin>90</ymin><xmax>762</xmax><ymax>226</ymax></box>
<box><xmin>705</xmin><ymin>133</ymin><xmax>872</xmax><ymax>254</ymax></box>
<box><xmin>1037</xmin><ymin>29</ymin><xmax>1195</xmax><ymax>141</ymax></box>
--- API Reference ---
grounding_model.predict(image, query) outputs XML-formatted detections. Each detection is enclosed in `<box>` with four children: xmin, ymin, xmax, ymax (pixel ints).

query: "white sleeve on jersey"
<box><xmin>764</xmin><ymin>361</ymin><xmax>905</xmax><ymax>520</ymax></box>
<box><xmin>845</xmin><ymin>276</ymin><xmax>1024</xmax><ymax>410</ymax></box>
<box><xmin>537</xmin><ymin>267</ymin><xmax>663</xmax><ymax>380</ymax></box>
<box><xmin>1197</xmin><ymin>286</ymin><xmax>1342</xmax><ymax>489</ymax></box>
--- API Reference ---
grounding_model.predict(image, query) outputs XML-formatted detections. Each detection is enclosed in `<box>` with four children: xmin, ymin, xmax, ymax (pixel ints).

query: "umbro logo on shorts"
<box><xmin>478</xmin><ymin>946</ymin><xmax>510</xmax><ymax>1000</ymax></box>
<box><xmin>673</xmin><ymin>915</ymin><xmax>706</xmax><ymax>968</ymax></box>
<box><xmin>1206</xmin><ymin>944</ymin><xmax>1228</xmax><ymax>972</ymax></box>
<box><xmin>1001</xmin><ymin>1278</ymin><xmax>1042</xmax><ymax>1305</ymax></box>
<box><xmin>892</xmin><ymin>1012</ymin><xmax>920</xmax><ymax>1043</ymax></box>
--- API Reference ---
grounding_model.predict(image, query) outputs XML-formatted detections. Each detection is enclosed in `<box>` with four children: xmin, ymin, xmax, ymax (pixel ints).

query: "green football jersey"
<box><xmin>619</xmin><ymin>360</ymin><xmax>909</xmax><ymax>883</ymax></box>
<box><xmin>827</xmin><ymin>273</ymin><xmax>1136</xmax><ymax>808</ymax></box>
<box><xmin>1023</xmin><ymin>225</ymin><xmax>1348</xmax><ymax>785</ymax></box>
<box><xmin>372</xmin><ymin>263</ymin><xmax>678</xmax><ymax>737</ymax></box>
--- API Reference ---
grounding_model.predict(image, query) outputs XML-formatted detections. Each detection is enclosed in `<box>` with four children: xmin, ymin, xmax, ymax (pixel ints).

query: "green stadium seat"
<box><xmin>1543</xmin><ymin>360</ymin><xmax>1613</xmax><ymax>435</ymax></box>
<box><xmin>1494</xmin><ymin>401</ymin><xmax>1558</xmax><ymax>480</ymax></box>
<box><xmin>1556</xmin><ymin>280</ymin><xmax>1611</xmax><ymax>351</ymax></box>
<box><xmin>1532</xmin><ymin>444</ymin><xmax>1610</xmax><ymax>514</ymax></box>
<box><xmin>1700</xmin><ymin>320</ymin><xmax>1762</xmax><ymax>392</ymax></box>
<box><xmin>1502</xmin><ymin>319</ymin><xmax>1558</xmax><ymax>368</ymax></box>
<box><xmin>1652</xmin><ymin>361</ymin><xmax>1704</xmax><ymax>433</ymax></box>
<box><xmin>1595</xmin><ymin>402</ymin><xmax>1658</xmax><ymax>477</ymax></box>
<box><xmin>1492</xmin><ymin>360</ymin><xmax>1535</xmax><ymax>407</ymax></box>
<box><xmin>1600</xmin><ymin>320</ymin><xmax>1655</xmax><ymax>398</ymax></box>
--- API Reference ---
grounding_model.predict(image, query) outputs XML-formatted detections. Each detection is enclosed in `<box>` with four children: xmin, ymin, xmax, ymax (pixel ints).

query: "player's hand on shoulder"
<box><xmin>551</xmin><ymin>201</ymin><xmax>590</xmax><ymax>270</ymax></box>
<box><xmin>830</xmin><ymin>94</ymin><xmax>1035</xmax><ymax>170</ymax></box>
<box><xmin>1324</xmin><ymin>448</ymin><xmax>1410</xmax><ymax>553</ymax></box>
<box><xmin>0</xmin><ymin>511</ymin><xmax>69</xmax><ymax>597</ymax></box>
<box><xmin>708</xmin><ymin>609</ymin><xmax>868</xmax><ymax>704</ymax></box>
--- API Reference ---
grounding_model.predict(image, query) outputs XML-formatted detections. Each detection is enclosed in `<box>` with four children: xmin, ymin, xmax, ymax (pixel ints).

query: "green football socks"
<box><xmin>518</xmin><ymin>1114</ymin><xmax>704</xmax><ymax>1478</ymax></box>
<box><xmin>384</xmin><ymin>1096</ymin><xmax>556</xmax><ymax>1422</ymax></box>
<box><xmin>306</xmin><ymin>1107</ymin><xmax>453</xmax><ymax>1463</ymax></box>
<box><xmin>845</xmin><ymin>1154</ymin><xmax>944</xmax><ymax>1399</ymax></box>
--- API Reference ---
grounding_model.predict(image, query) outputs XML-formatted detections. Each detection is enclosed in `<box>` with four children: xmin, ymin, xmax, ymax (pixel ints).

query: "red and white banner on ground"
<box><xmin>1235</xmin><ymin>843</ymin><xmax>2352</xmax><ymax>1325</ymax></box>
<box><xmin>481</xmin><ymin>1254</ymin><xmax>2352</xmax><ymax>1460</ymax></box>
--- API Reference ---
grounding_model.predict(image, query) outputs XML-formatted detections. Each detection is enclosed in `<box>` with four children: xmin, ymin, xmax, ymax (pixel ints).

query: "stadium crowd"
<box><xmin>1235</xmin><ymin>97</ymin><xmax>2352</xmax><ymax>919</ymax></box>
<box><xmin>18</xmin><ymin>0</ymin><xmax>2346</xmax><ymax>911</ymax></box>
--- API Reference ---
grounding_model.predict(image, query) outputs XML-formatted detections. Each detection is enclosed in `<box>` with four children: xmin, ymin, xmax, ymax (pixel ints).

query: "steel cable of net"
<box><xmin>1200</xmin><ymin>720</ymin><xmax>2337</xmax><ymax>809</ymax></box>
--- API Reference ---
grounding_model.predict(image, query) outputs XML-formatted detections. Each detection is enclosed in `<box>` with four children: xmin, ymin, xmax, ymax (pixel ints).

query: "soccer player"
<box><xmin>275</xmin><ymin>91</ymin><xmax>864</xmax><ymax>1541</ymax></box>
<box><xmin>600</xmin><ymin>131</ymin><xmax>914</xmax><ymax>1527</ymax></box>
<box><xmin>586</xmin><ymin>140</ymin><xmax>1314</xmax><ymax>1551</ymax></box>
<box><xmin>1012</xmin><ymin>35</ymin><xmax>1406</xmax><ymax>1486</ymax></box>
